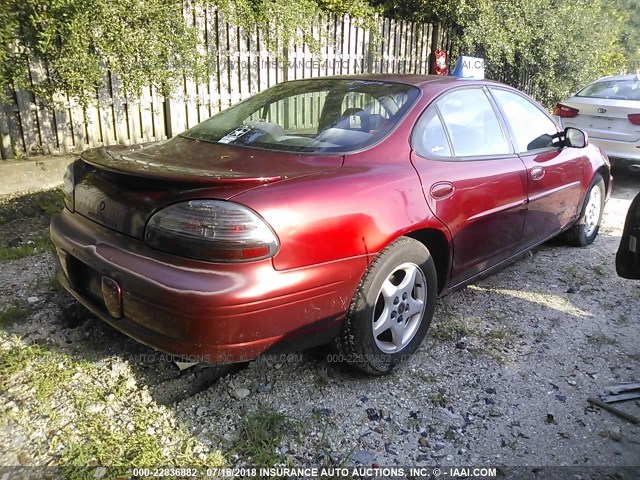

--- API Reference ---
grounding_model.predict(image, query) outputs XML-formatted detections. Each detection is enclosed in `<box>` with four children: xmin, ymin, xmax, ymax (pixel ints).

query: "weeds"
<box><xmin>0</xmin><ymin>338</ymin><xmax>225</xmax><ymax>476</ymax></box>
<box><xmin>429</xmin><ymin>390</ymin><xmax>447</xmax><ymax>408</ymax></box>
<box><xmin>0</xmin><ymin>235</ymin><xmax>51</xmax><ymax>261</ymax></box>
<box><xmin>232</xmin><ymin>406</ymin><xmax>299</xmax><ymax>465</ymax></box>
<box><xmin>483</xmin><ymin>327</ymin><xmax>518</xmax><ymax>342</ymax></box>
<box><xmin>431</xmin><ymin>318</ymin><xmax>473</xmax><ymax>342</ymax></box>
<box><xmin>591</xmin><ymin>264</ymin><xmax>608</xmax><ymax>276</ymax></box>
<box><xmin>0</xmin><ymin>303</ymin><xmax>30</xmax><ymax>328</ymax></box>
<box><xmin>0</xmin><ymin>188</ymin><xmax>63</xmax><ymax>224</ymax></box>
<box><xmin>587</xmin><ymin>334</ymin><xmax>618</xmax><ymax>346</ymax></box>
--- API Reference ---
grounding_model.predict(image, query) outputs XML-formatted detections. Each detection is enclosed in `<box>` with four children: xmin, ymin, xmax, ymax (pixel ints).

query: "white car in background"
<box><xmin>555</xmin><ymin>74</ymin><xmax>640</xmax><ymax>172</ymax></box>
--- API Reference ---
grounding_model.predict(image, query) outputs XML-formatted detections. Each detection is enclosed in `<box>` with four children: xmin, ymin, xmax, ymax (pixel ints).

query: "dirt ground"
<box><xmin>0</xmin><ymin>171</ymin><xmax>639</xmax><ymax>479</ymax></box>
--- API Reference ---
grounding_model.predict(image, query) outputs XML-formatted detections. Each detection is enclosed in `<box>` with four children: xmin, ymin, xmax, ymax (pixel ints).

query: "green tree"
<box><xmin>0</xmin><ymin>0</ymin><xmax>379</xmax><ymax>104</ymax></box>
<box><xmin>374</xmin><ymin>0</ymin><xmax>630</xmax><ymax>106</ymax></box>
<box><xmin>603</xmin><ymin>0</ymin><xmax>640</xmax><ymax>71</ymax></box>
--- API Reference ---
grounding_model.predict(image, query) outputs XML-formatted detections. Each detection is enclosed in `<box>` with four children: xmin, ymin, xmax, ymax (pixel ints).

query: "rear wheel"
<box><xmin>337</xmin><ymin>237</ymin><xmax>437</xmax><ymax>375</ymax></box>
<box><xmin>565</xmin><ymin>174</ymin><xmax>605</xmax><ymax>246</ymax></box>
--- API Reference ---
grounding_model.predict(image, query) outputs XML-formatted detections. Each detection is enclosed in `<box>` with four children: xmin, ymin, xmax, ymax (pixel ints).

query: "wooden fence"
<box><xmin>0</xmin><ymin>11</ymin><xmax>450</xmax><ymax>160</ymax></box>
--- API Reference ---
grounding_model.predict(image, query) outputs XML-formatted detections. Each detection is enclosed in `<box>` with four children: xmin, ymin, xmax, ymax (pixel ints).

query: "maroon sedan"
<box><xmin>50</xmin><ymin>75</ymin><xmax>611</xmax><ymax>374</ymax></box>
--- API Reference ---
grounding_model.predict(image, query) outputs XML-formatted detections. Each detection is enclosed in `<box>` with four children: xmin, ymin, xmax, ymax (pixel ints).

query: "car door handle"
<box><xmin>430</xmin><ymin>182</ymin><xmax>455</xmax><ymax>199</ymax></box>
<box><xmin>531</xmin><ymin>167</ymin><xmax>545</xmax><ymax>181</ymax></box>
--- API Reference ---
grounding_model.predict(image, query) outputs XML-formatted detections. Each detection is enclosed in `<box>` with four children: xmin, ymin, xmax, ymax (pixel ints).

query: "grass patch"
<box><xmin>430</xmin><ymin>317</ymin><xmax>473</xmax><ymax>342</ymax></box>
<box><xmin>429</xmin><ymin>390</ymin><xmax>447</xmax><ymax>408</ymax></box>
<box><xmin>483</xmin><ymin>327</ymin><xmax>518</xmax><ymax>342</ymax></box>
<box><xmin>232</xmin><ymin>406</ymin><xmax>299</xmax><ymax>465</ymax></box>
<box><xmin>0</xmin><ymin>188</ymin><xmax>64</xmax><ymax>224</ymax></box>
<box><xmin>60</xmin><ymin>402</ymin><xmax>223</xmax><ymax>479</ymax></box>
<box><xmin>0</xmin><ymin>234</ymin><xmax>51</xmax><ymax>261</ymax></box>
<box><xmin>591</xmin><ymin>264</ymin><xmax>608</xmax><ymax>276</ymax></box>
<box><xmin>564</xmin><ymin>265</ymin><xmax>579</xmax><ymax>276</ymax></box>
<box><xmin>0</xmin><ymin>303</ymin><xmax>30</xmax><ymax>328</ymax></box>
<box><xmin>0</xmin><ymin>338</ymin><xmax>225</xmax><ymax>477</ymax></box>
<box><xmin>587</xmin><ymin>334</ymin><xmax>618</xmax><ymax>346</ymax></box>
<box><xmin>563</xmin><ymin>264</ymin><xmax>586</xmax><ymax>283</ymax></box>
<box><xmin>0</xmin><ymin>342</ymin><xmax>87</xmax><ymax>400</ymax></box>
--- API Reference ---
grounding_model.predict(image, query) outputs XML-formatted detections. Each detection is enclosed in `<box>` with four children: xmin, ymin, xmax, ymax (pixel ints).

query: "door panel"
<box><xmin>410</xmin><ymin>87</ymin><xmax>528</xmax><ymax>286</ymax></box>
<box><xmin>411</xmin><ymin>153</ymin><xmax>528</xmax><ymax>285</ymax></box>
<box><xmin>490</xmin><ymin>87</ymin><xmax>585</xmax><ymax>245</ymax></box>
<box><xmin>519</xmin><ymin>149</ymin><xmax>584</xmax><ymax>245</ymax></box>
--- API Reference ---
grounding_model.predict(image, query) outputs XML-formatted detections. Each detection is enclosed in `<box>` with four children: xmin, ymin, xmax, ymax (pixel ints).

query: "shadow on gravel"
<box><xmin>53</xmin><ymin>297</ymin><xmax>248</xmax><ymax>405</ymax></box>
<box><xmin>610</xmin><ymin>168</ymin><xmax>640</xmax><ymax>201</ymax></box>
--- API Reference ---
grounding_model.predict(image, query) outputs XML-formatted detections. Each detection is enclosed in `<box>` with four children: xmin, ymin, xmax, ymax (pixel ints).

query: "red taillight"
<box><xmin>628</xmin><ymin>113</ymin><xmax>640</xmax><ymax>125</ymax></box>
<box><xmin>145</xmin><ymin>200</ymin><xmax>279</xmax><ymax>262</ymax></box>
<box><xmin>554</xmin><ymin>103</ymin><xmax>579</xmax><ymax>118</ymax></box>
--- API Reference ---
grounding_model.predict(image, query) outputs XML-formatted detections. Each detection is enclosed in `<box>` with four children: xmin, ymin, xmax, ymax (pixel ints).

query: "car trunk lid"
<box><xmin>74</xmin><ymin>136</ymin><xmax>343</xmax><ymax>239</ymax></box>
<box><xmin>562</xmin><ymin>97</ymin><xmax>640</xmax><ymax>143</ymax></box>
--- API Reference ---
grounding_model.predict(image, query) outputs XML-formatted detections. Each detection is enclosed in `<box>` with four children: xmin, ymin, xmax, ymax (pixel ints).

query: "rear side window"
<box><xmin>411</xmin><ymin>109</ymin><xmax>452</xmax><ymax>158</ymax></box>
<box><xmin>491</xmin><ymin>89</ymin><xmax>559</xmax><ymax>153</ymax></box>
<box><xmin>577</xmin><ymin>78</ymin><xmax>640</xmax><ymax>101</ymax></box>
<box><xmin>436</xmin><ymin>88</ymin><xmax>510</xmax><ymax>157</ymax></box>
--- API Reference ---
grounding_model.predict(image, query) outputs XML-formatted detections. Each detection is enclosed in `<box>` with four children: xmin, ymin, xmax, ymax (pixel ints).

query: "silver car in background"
<box><xmin>555</xmin><ymin>74</ymin><xmax>640</xmax><ymax>172</ymax></box>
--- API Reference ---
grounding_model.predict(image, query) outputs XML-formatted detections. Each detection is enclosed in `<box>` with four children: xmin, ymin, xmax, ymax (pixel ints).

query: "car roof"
<box><xmin>285</xmin><ymin>73</ymin><xmax>505</xmax><ymax>88</ymax></box>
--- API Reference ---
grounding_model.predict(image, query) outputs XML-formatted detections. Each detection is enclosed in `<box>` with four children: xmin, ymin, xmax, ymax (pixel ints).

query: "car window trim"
<box><xmin>481</xmin><ymin>86</ymin><xmax>517</xmax><ymax>155</ymax></box>
<box><xmin>438</xmin><ymin>86</ymin><xmax>515</xmax><ymax>159</ymax></box>
<box><xmin>414</xmin><ymin>151</ymin><xmax>522</xmax><ymax>163</ymax></box>
<box><xmin>411</xmin><ymin>85</ymin><xmax>516</xmax><ymax>162</ymax></box>
<box><xmin>487</xmin><ymin>86</ymin><xmax>562</xmax><ymax>155</ymax></box>
<box><xmin>409</xmin><ymin>105</ymin><xmax>454</xmax><ymax>160</ymax></box>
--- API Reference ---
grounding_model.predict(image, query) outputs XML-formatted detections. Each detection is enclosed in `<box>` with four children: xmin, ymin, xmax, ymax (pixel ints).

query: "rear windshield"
<box><xmin>181</xmin><ymin>79</ymin><xmax>420</xmax><ymax>153</ymax></box>
<box><xmin>576</xmin><ymin>78</ymin><xmax>640</xmax><ymax>101</ymax></box>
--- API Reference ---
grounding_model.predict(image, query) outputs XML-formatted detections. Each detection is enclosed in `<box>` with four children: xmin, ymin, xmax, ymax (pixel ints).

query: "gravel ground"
<box><xmin>0</xmin><ymin>173</ymin><xmax>639</xmax><ymax>479</ymax></box>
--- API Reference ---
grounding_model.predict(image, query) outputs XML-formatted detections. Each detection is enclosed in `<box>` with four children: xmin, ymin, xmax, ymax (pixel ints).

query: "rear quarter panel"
<box><xmin>233</xmin><ymin>158</ymin><xmax>447</xmax><ymax>271</ymax></box>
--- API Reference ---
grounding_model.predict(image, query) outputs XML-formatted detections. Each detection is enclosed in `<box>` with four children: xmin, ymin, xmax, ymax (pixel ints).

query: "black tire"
<box><xmin>337</xmin><ymin>237</ymin><xmax>437</xmax><ymax>375</ymax></box>
<box><xmin>564</xmin><ymin>174</ymin><xmax>605</xmax><ymax>247</ymax></box>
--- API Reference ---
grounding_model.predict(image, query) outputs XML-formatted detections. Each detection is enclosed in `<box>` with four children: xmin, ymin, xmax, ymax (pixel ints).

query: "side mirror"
<box><xmin>564</xmin><ymin>127</ymin><xmax>589</xmax><ymax>148</ymax></box>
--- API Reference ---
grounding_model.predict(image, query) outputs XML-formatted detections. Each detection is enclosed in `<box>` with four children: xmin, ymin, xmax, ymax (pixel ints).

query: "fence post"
<box><xmin>428</xmin><ymin>22</ymin><xmax>441</xmax><ymax>74</ymax></box>
<box><xmin>0</xmin><ymin>105</ymin><xmax>12</xmax><ymax>159</ymax></box>
<box><xmin>163</xmin><ymin>94</ymin><xmax>185</xmax><ymax>139</ymax></box>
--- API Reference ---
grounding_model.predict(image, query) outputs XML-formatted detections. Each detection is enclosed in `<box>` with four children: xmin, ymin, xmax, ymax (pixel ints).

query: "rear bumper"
<box><xmin>50</xmin><ymin>209</ymin><xmax>366</xmax><ymax>363</ymax></box>
<box><xmin>587</xmin><ymin>137</ymin><xmax>640</xmax><ymax>166</ymax></box>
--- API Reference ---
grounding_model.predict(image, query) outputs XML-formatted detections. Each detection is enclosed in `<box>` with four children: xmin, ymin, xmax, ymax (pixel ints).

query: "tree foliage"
<box><xmin>374</xmin><ymin>0</ymin><xmax>633</xmax><ymax>107</ymax></box>
<box><xmin>603</xmin><ymin>0</ymin><xmax>640</xmax><ymax>71</ymax></box>
<box><xmin>0</xmin><ymin>0</ymin><xmax>208</xmax><ymax>103</ymax></box>
<box><xmin>0</xmin><ymin>0</ymin><xmax>379</xmax><ymax>104</ymax></box>
<box><xmin>460</xmin><ymin>0</ymin><xmax>628</xmax><ymax>106</ymax></box>
<box><xmin>0</xmin><ymin>0</ymin><xmax>636</xmax><ymax>108</ymax></box>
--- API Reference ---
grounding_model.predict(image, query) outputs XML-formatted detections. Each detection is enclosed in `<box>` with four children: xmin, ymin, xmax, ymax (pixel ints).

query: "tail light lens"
<box><xmin>145</xmin><ymin>200</ymin><xmax>279</xmax><ymax>262</ymax></box>
<box><xmin>628</xmin><ymin>114</ymin><xmax>640</xmax><ymax>125</ymax></box>
<box><xmin>554</xmin><ymin>103</ymin><xmax>579</xmax><ymax>118</ymax></box>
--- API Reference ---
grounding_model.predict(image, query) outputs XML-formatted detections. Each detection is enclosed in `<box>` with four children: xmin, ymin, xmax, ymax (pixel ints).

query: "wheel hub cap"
<box><xmin>584</xmin><ymin>185</ymin><xmax>601</xmax><ymax>237</ymax></box>
<box><xmin>372</xmin><ymin>262</ymin><xmax>427</xmax><ymax>354</ymax></box>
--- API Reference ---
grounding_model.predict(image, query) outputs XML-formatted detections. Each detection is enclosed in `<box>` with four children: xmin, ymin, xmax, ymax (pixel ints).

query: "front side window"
<box><xmin>181</xmin><ymin>79</ymin><xmax>420</xmax><ymax>153</ymax></box>
<box><xmin>436</xmin><ymin>88</ymin><xmax>510</xmax><ymax>157</ymax></box>
<box><xmin>491</xmin><ymin>89</ymin><xmax>559</xmax><ymax>153</ymax></box>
